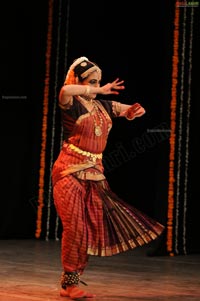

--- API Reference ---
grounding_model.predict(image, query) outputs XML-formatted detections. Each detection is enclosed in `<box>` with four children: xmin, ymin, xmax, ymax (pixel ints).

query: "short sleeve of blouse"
<box><xmin>98</xmin><ymin>99</ymin><xmax>121</xmax><ymax>118</ymax></box>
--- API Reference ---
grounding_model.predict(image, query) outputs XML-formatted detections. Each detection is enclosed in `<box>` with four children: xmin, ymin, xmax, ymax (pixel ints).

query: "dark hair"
<box><xmin>64</xmin><ymin>56</ymin><xmax>102</xmax><ymax>85</ymax></box>
<box><xmin>74</xmin><ymin>60</ymin><xmax>101</xmax><ymax>82</ymax></box>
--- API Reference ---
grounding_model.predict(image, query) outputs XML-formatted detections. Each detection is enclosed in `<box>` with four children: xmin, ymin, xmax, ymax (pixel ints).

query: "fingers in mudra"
<box><xmin>112</xmin><ymin>78</ymin><xmax>125</xmax><ymax>91</ymax></box>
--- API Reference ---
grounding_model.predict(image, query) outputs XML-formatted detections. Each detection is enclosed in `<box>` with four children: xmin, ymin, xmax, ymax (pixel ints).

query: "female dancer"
<box><xmin>52</xmin><ymin>56</ymin><xmax>164</xmax><ymax>299</ymax></box>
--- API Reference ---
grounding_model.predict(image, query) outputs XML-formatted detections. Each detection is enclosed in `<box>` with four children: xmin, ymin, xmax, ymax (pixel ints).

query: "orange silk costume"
<box><xmin>52</xmin><ymin>97</ymin><xmax>164</xmax><ymax>273</ymax></box>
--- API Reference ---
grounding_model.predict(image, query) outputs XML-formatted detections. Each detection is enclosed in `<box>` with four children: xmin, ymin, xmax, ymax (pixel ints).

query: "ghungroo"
<box><xmin>61</xmin><ymin>271</ymin><xmax>80</xmax><ymax>289</ymax></box>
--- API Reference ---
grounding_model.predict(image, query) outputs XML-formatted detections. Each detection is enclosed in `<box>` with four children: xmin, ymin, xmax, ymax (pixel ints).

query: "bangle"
<box><xmin>85</xmin><ymin>86</ymin><xmax>90</xmax><ymax>96</ymax></box>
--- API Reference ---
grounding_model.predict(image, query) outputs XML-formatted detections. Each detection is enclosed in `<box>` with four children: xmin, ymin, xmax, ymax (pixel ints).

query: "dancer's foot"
<box><xmin>60</xmin><ymin>286</ymin><xmax>95</xmax><ymax>299</ymax></box>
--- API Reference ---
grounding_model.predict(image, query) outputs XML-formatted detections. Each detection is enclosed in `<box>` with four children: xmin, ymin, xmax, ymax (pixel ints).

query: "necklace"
<box><xmin>93</xmin><ymin>103</ymin><xmax>103</xmax><ymax>136</ymax></box>
<box><xmin>77</xmin><ymin>96</ymin><xmax>104</xmax><ymax>136</ymax></box>
<box><xmin>77</xmin><ymin>96</ymin><xmax>93</xmax><ymax>111</ymax></box>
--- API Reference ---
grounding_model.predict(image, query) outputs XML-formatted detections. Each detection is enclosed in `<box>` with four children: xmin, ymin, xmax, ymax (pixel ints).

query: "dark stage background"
<box><xmin>1</xmin><ymin>0</ymin><xmax>200</xmax><ymax>255</ymax></box>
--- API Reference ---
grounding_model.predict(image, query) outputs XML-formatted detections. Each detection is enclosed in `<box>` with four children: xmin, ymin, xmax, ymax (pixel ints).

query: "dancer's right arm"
<box><xmin>59</xmin><ymin>78</ymin><xmax>125</xmax><ymax>106</ymax></box>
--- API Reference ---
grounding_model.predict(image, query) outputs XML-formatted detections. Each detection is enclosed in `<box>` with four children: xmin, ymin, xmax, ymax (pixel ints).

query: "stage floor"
<box><xmin>0</xmin><ymin>239</ymin><xmax>200</xmax><ymax>301</ymax></box>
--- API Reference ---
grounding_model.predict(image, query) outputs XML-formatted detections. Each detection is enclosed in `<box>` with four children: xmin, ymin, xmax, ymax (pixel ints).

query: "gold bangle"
<box><xmin>85</xmin><ymin>86</ymin><xmax>90</xmax><ymax>96</ymax></box>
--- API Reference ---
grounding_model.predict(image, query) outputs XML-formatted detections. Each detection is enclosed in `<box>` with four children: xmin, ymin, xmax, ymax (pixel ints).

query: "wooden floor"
<box><xmin>0</xmin><ymin>239</ymin><xmax>200</xmax><ymax>301</ymax></box>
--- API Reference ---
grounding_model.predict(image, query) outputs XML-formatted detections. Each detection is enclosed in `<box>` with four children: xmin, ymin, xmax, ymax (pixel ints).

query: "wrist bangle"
<box><xmin>85</xmin><ymin>86</ymin><xmax>90</xmax><ymax>96</ymax></box>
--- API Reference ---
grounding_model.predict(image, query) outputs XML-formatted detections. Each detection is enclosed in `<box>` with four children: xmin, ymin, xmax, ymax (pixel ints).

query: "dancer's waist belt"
<box><xmin>68</xmin><ymin>143</ymin><xmax>102</xmax><ymax>160</ymax></box>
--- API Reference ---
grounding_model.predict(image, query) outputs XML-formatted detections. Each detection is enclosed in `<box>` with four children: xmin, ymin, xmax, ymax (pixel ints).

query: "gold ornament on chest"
<box><xmin>93</xmin><ymin>103</ymin><xmax>104</xmax><ymax>136</ymax></box>
<box><xmin>77</xmin><ymin>96</ymin><xmax>105</xmax><ymax>137</ymax></box>
<box><xmin>94</xmin><ymin>125</ymin><xmax>102</xmax><ymax>136</ymax></box>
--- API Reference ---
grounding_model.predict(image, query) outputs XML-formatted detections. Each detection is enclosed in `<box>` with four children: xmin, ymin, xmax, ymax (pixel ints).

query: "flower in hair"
<box><xmin>65</xmin><ymin>56</ymin><xmax>89</xmax><ymax>84</ymax></box>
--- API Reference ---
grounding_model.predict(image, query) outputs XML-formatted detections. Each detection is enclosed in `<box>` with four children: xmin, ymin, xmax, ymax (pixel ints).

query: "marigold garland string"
<box><xmin>40</xmin><ymin>0</ymin><xmax>71</xmax><ymax>241</ymax></box>
<box><xmin>45</xmin><ymin>0</ymin><xmax>63</xmax><ymax>241</ymax></box>
<box><xmin>174</xmin><ymin>7</ymin><xmax>187</xmax><ymax>255</ymax></box>
<box><xmin>35</xmin><ymin>0</ymin><xmax>54</xmax><ymax>239</ymax></box>
<box><xmin>182</xmin><ymin>8</ymin><xmax>194</xmax><ymax>254</ymax></box>
<box><xmin>167</xmin><ymin>4</ymin><xmax>180</xmax><ymax>256</ymax></box>
<box><xmin>167</xmin><ymin>3</ymin><xmax>196</xmax><ymax>255</ymax></box>
<box><xmin>54</xmin><ymin>0</ymin><xmax>71</xmax><ymax>241</ymax></box>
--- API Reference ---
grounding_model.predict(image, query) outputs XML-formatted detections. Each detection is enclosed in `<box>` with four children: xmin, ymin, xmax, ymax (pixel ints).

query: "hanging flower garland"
<box><xmin>167</xmin><ymin>2</ymin><xmax>196</xmax><ymax>255</ymax></box>
<box><xmin>54</xmin><ymin>1</ymin><xmax>70</xmax><ymax>241</ymax></box>
<box><xmin>35</xmin><ymin>0</ymin><xmax>54</xmax><ymax>239</ymax></box>
<box><xmin>182</xmin><ymin>8</ymin><xmax>194</xmax><ymax>254</ymax></box>
<box><xmin>167</xmin><ymin>3</ymin><xmax>180</xmax><ymax>256</ymax></box>
<box><xmin>45</xmin><ymin>0</ymin><xmax>63</xmax><ymax>241</ymax></box>
<box><xmin>174</xmin><ymin>7</ymin><xmax>187</xmax><ymax>255</ymax></box>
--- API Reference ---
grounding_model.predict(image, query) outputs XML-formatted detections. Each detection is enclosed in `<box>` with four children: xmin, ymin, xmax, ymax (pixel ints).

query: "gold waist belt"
<box><xmin>68</xmin><ymin>143</ymin><xmax>102</xmax><ymax>160</ymax></box>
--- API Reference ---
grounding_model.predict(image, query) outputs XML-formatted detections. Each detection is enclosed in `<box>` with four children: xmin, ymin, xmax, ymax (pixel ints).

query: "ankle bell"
<box><xmin>60</xmin><ymin>271</ymin><xmax>80</xmax><ymax>289</ymax></box>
